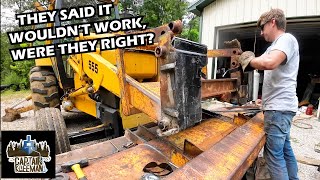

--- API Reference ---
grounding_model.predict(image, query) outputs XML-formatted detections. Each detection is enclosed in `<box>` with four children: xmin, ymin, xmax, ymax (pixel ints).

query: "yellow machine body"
<box><xmin>35</xmin><ymin>40</ymin><xmax>157</xmax><ymax>129</ymax></box>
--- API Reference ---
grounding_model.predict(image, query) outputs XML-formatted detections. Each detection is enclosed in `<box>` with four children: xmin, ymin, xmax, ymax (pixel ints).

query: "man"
<box><xmin>239</xmin><ymin>8</ymin><xmax>299</xmax><ymax>180</ymax></box>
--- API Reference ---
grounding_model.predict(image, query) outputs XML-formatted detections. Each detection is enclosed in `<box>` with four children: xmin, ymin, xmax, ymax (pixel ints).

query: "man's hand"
<box><xmin>239</xmin><ymin>51</ymin><xmax>255</xmax><ymax>71</ymax></box>
<box><xmin>255</xmin><ymin>99</ymin><xmax>262</xmax><ymax>107</ymax></box>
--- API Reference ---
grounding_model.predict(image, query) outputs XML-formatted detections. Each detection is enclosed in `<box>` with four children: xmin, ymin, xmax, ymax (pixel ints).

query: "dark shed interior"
<box><xmin>215</xmin><ymin>21</ymin><xmax>320</xmax><ymax>107</ymax></box>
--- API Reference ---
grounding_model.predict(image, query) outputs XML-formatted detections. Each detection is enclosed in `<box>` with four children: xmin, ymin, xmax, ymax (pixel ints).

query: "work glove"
<box><xmin>239</xmin><ymin>51</ymin><xmax>255</xmax><ymax>72</ymax></box>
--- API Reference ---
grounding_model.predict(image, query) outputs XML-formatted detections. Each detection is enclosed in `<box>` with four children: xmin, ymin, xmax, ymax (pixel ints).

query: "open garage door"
<box><xmin>214</xmin><ymin>18</ymin><xmax>320</xmax><ymax>104</ymax></box>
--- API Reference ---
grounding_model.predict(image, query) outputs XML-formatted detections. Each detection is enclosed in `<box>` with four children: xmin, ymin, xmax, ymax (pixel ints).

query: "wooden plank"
<box><xmin>296</xmin><ymin>155</ymin><xmax>320</xmax><ymax>166</ymax></box>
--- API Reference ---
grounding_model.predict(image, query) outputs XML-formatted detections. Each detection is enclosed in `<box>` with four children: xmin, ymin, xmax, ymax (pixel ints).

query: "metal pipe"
<box><xmin>11</xmin><ymin>95</ymin><xmax>32</xmax><ymax>109</ymax></box>
<box><xmin>69</xmin><ymin>85</ymin><xmax>92</xmax><ymax>98</ymax></box>
<box><xmin>67</xmin><ymin>56</ymin><xmax>80</xmax><ymax>74</ymax></box>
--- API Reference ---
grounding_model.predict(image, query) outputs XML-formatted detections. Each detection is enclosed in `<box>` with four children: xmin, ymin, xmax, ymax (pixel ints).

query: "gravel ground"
<box><xmin>1</xmin><ymin>96</ymin><xmax>320</xmax><ymax>179</ymax></box>
<box><xmin>0</xmin><ymin>96</ymin><xmax>104</xmax><ymax>150</ymax></box>
<box><xmin>290</xmin><ymin>113</ymin><xmax>320</xmax><ymax>180</ymax></box>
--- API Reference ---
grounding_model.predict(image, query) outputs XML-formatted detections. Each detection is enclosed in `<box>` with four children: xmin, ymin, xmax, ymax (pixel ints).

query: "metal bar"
<box><xmin>67</xmin><ymin>144</ymin><xmax>176</xmax><ymax>180</ymax></box>
<box><xmin>124</xmin><ymin>79</ymin><xmax>239</xmax><ymax>101</ymax></box>
<box><xmin>183</xmin><ymin>140</ymin><xmax>204</xmax><ymax>158</ymax></box>
<box><xmin>68</xmin><ymin>84</ymin><xmax>90</xmax><ymax>98</ymax></box>
<box><xmin>166</xmin><ymin>118</ymin><xmax>237</xmax><ymax>151</ymax></box>
<box><xmin>68</xmin><ymin>127</ymin><xmax>112</xmax><ymax>145</ymax></box>
<box><xmin>14</xmin><ymin>105</ymin><xmax>33</xmax><ymax>114</ymax></box>
<box><xmin>124</xmin><ymin>129</ymin><xmax>146</xmax><ymax>145</ymax></box>
<box><xmin>160</xmin><ymin>63</ymin><xmax>176</xmax><ymax>71</ymax></box>
<box><xmin>166</xmin><ymin>112</ymin><xmax>265</xmax><ymax>179</ymax></box>
<box><xmin>126</xmin><ymin>77</ymin><xmax>160</xmax><ymax>105</ymax></box>
<box><xmin>117</xmin><ymin>49</ymin><xmax>131</xmax><ymax>115</ymax></box>
<box><xmin>126</xmin><ymin>81</ymin><xmax>161</xmax><ymax>121</ymax></box>
<box><xmin>67</xmin><ymin>56</ymin><xmax>80</xmax><ymax>74</ymax></box>
<box><xmin>135</xmin><ymin>126</ymin><xmax>157</xmax><ymax>141</ymax></box>
<box><xmin>63</xmin><ymin>113</ymin><xmax>265</xmax><ymax>179</ymax></box>
<box><xmin>52</xmin><ymin>0</ymin><xmax>74</xmax><ymax>89</ymax></box>
<box><xmin>56</xmin><ymin>136</ymin><xmax>131</xmax><ymax>165</ymax></box>
<box><xmin>10</xmin><ymin>95</ymin><xmax>32</xmax><ymax>109</ymax></box>
<box><xmin>207</xmin><ymin>109</ymin><xmax>261</xmax><ymax>113</ymax></box>
<box><xmin>207</xmin><ymin>48</ymin><xmax>241</xmax><ymax>57</ymax></box>
<box><xmin>201</xmin><ymin>79</ymin><xmax>237</xmax><ymax>99</ymax></box>
<box><xmin>116</xmin><ymin>76</ymin><xmax>239</xmax><ymax>121</ymax></box>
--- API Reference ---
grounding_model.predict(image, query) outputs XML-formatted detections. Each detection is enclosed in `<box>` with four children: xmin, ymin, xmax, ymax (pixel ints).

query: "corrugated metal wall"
<box><xmin>201</xmin><ymin>0</ymin><xmax>320</xmax><ymax>78</ymax></box>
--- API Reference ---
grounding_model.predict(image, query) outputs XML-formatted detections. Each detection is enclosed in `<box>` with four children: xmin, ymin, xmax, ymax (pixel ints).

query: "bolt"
<box><xmin>87</xmin><ymin>86</ymin><xmax>94</xmax><ymax>93</ymax></box>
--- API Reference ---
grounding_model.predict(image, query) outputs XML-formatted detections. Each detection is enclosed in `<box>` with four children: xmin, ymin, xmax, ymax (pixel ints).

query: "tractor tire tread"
<box><xmin>29</xmin><ymin>67</ymin><xmax>60</xmax><ymax>111</ymax></box>
<box><xmin>35</xmin><ymin>108</ymin><xmax>70</xmax><ymax>154</ymax></box>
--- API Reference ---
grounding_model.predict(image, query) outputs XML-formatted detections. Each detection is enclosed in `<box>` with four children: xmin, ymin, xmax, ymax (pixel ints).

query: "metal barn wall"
<box><xmin>201</xmin><ymin>0</ymin><xmax>320</xmax><ymax>78</ymax></box>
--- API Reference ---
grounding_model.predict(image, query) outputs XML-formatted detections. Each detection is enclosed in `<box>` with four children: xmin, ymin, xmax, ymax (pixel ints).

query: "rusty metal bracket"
<box><xmin>207</xmin><ymin>48</ymin><xmax>242</xmax><ymax>58</ymax></box>
<box><xmin>183</xmin><ymin>140</ymin><xmax>204</xmax><ymax>158</ymax></box>
<box><xmin>135</xmin><ymin>126</ymin><xmax>157</xmax><ymax>141</ymax></box>
<box><xmin>116</xmin><ymin>49</ymin><xmax>142</xmax><ymax>116</ymax></box>
<box><xmin>201</xmin><ymin>79</ymin><xmax>237</xmax><ymax>99</ymax></box>
<box><xmin>124</xmin><ymin>129</ymin><xmax>147</xmax><ymax>145</ymax></box>
<box><xmin>156</xmin><ymin>33</ymin><xmax>208</xmax><ymax>135</ymax></box>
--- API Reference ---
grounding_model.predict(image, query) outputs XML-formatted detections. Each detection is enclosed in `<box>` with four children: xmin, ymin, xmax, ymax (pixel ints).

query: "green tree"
<box><xmin>0</xmin><ymin>33</ymin><xmax>12</xmax><ymax>78</ymax></box>
<box><xmin>0</xmin><ymin>33</ymin><xmax>34</xmax><ymax>89</ymax></box>
<box><xmin>1</xmin><ymin>0</ymin><xmax>199</xmax><ymax>91</ymax></box>
<box><xmin>181</xmin><ymin>13</ymin><xmax>199</xmax><ymax>42</ymax></box>
<box><xmin>119</xmin><ymin>0</ymin><xmax>141</xmax><ymax>17</ymax></box>
<box><xmin>1</xmin><ymin>0</ymin><xmax>47</xmax><ymax>14</ymax></box>
<box><xmin>1</xmin><ymin>0</ymin><xmax>40</xmax><ymax>89</ymax></box>
<box><xmin>140</xmin><ymin>0</ymin><xmax>188</xmax><ymax>27</ymax></box>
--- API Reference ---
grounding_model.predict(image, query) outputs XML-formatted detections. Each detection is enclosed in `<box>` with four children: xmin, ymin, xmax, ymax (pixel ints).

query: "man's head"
<box><xmin>257</xmin><ymin>8</ymin><xmax>286</xmax><ymax>42</ymax></box>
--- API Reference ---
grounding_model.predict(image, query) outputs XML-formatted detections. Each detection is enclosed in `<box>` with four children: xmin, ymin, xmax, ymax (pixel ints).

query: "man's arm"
<box><xmin>250</xmin><ymin>50</ymin><xmax>287</xmax><ymax>70</ymax></box>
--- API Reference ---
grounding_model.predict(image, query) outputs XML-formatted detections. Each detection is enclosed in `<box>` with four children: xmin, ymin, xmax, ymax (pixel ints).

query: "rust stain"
<box><xmin>147</xmin><ymin>139</ymin><xmax>191</xmax><ymax>167</ymax></box>
<box><xmin>141</xmin><ymin>82</ymin><xmax>161</xmax><ymax>96</ymax></box>
<box><xmin>201</xmin><ymin>79</ymin><xmax>237</xmax><ymax>99</ymax></box>
<box><xmin>64</xmin><ymin>113</ymin><xmax>265</xmax><ymax>180</ymax></box>
<box><xmin>207</xmin><ymin>48</ymin><xmax>241</xmax><ymax>58</ymax></box>
<box><xmin>56</xmin><ymin>136</ymin><xmax>130</xmax><ymax>165</ymax></box>
<box><xmin>166</xmin><ymin>118</ymin><xmax>237</xmax><ymax>151</ymax></box>
<box><xmin>171</xmin><ymin>151</ymin><xmax>189</xmax><ymax>167</ymax></box>
<box><xmin>166</xmin><ymin>112</ymin><xmax>265</xmax><ymax>179</ymax></box>
<box><xmin>131</xmin><ymin>79</ymin><xmax>239</xmax><ymax>101</ymax></box>
<box><xmin>69</xmin><ymin>144</ymin><xmax>174</xmax><ymax>180</ymax></box>
<box><xmin>233</xmin><ymin>115</ymin><xmax>248</xmax><ymax>126</ymax></box>
<box><xmin>183</xmin><ymin>140</ymin><xmax>203</xmax><ymax>158</ymax></box>
<box><xmin>127</xmin><ymin>82</ymin><xmax>161</xmax><ymax>121</ymax></box>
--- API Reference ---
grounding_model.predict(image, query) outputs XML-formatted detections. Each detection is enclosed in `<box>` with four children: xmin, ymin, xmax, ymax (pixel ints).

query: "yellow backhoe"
<box><xmin>4</xmin><ymin>1</ymin><xmax>266</xmax><ymax>178</ymax></box>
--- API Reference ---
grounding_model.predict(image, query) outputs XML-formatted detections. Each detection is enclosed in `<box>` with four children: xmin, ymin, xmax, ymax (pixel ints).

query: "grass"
<box><xmin>1</xmin><ymin>72</ymin><xmax>22</xmax><ymax>86</ymax></box>
<box><xmin>0</xmin><ymin>89</ymin><xmax>31</xmax><ymax>101</ymax></box>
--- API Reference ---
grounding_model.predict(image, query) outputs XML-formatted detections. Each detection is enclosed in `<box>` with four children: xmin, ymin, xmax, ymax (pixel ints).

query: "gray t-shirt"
<box><xmin>262</xmin><ymin>33</ymin><xmax>300</xmax><ymax>112</ymax></box>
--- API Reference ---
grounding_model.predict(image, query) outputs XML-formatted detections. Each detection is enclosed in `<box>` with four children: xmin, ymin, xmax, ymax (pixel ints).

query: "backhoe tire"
<box><xmin>29</xmin><ymin>67</ymin><xmax>60</xmax><ymax>111</ymax></box>
<box><xmin>35</xmin><ymin>108</ymin><xmax>71</xmax><ymax>154</ymax></box>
